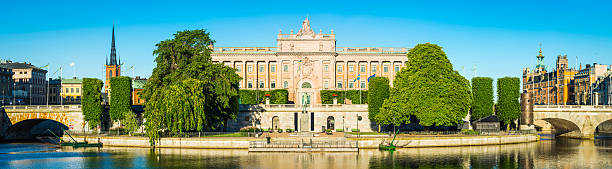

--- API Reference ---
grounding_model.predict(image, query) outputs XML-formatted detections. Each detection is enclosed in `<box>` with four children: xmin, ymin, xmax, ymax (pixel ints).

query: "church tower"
<box><xmin>105</xmin><ymin>25</ymin><xmax>121</xmax><ymax>93</ymax></box>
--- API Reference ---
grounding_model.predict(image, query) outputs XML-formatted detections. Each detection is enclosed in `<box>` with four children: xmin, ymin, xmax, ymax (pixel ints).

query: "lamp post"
<box><xmin>29</xmin><ymin>84</ymin><xmax>32</xmax><ymax>105</ymax></box>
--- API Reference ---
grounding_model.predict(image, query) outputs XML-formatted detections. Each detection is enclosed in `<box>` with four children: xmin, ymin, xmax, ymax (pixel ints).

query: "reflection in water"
<box><xmin>1</xmin><ymin>138</ymin><xmax>612</xmax><ymax>168</ymax></box>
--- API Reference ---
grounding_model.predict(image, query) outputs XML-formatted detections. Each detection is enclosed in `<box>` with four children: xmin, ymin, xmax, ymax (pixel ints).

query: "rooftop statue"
<box><xmin>296</xmin><ymin>17</ymin><xmax>315</xmax><ymax>38</ymax></box>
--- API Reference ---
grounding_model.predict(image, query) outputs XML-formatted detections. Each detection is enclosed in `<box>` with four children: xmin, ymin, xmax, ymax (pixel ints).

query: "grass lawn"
<box><xmin>347</xmin><ymin>132</ymin><xmax>389</xmax><ymax>135</ymax></box>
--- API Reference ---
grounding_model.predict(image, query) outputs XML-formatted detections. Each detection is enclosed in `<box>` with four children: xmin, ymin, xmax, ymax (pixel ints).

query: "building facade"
<box><xmin>594</xmin><ymin>74</ymin><xmax>612</xmax><ymax>105</ymax></box>
<box><xmin>574</xmin><ymin>63</ymin><xmax>609</xmax><ymax>105</ymax></box>
<box><xmin>105</xmin><ymin>25</ymin><xmax>121</xmax><ymax>94</ymax></box>
<box><xmin>523</xmin><ymin>51</ymin><xmax>577</xmax><ymax>105</ymax></box>
<box><xmin>61</xmin><ymin>78</ymin><xmax>82</xmax><ymax>104</ymax></box>
<box><xmin>0</xmin><ymin>67</ymin><xmax>14</xmax><ymax>105</ymax></box>
<box><xmin>0</xmin><ymin>61</ymin><xmax>47</xmax><ymax>105</ymax></box>
<box><xmin>211</xmin><ymin>18</ymin><xmax>408</xmax><ymax>104</ymax></box>
<box><xmin>132</xmin><ymin>76</ymin><xmax>146</xmax><ymax>105</ymax></box>
<box><xmin>47</xmin><ymin>78</ymin><xmax>61</xmax><ymax>105</ymax></box>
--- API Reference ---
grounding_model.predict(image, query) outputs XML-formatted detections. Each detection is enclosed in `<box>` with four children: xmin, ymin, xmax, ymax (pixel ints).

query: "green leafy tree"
<box><xmin>142</xmin><ymin>29</ymin><xmax>241</xmax><ymax>144</ymax></box>
<box><xmin>123</xmin><ymin>111</ymin><xmax>138</xmax><ymax>136</ymax></box>
<box><xmin>110</xmin><ymin>76</ymin><xmax>132</xmax><ymax>126</ymax></box>
<box><xmin>82</xmin><ymin>78</ymin><xmax>104</xmax><ymax>130</ymax></box>
<box><xmin>496</xmin><ymin>77</ymin><xmax>521</xmax><ymax>130</ymax></box>
<box><xmin>368</xmin><ymin>77</ymin><xmax>390</xmax><ymax>129</ymax></box>
<box><xmin>378</xmin><ymin>43</ymin><xmax>472</xmax><ymax>127</ymax></box>
<box><xmin>471</xmin><ymin>77</ymin><xmax>494</xmax><ymax>120</ymax></box>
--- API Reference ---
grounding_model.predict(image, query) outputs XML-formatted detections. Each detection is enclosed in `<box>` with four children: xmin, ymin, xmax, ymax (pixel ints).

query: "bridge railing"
<box><xmin>3</xmin><ymin>105</ymin><xmax>81</xmax><ymax>110</ymax></box>
<box><xmin>534</xmin><ymin>105</ymin><xmax>612</xmax><ymax>110</ymax></box>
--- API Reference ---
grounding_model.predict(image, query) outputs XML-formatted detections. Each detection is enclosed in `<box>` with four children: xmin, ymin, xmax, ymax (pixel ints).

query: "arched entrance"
<box><xmin>298</xmin><ymin>81</ymin><xmax>314</xmax><ymax>105</ymax></box>
<box><xmin>327</xmin><ymin>116</ymin><xmax>335</xmax><ymax>130</ymax></box>
<box><xmin>272</xmin><ymin>116</ymin><xmax>280</xmax><ymax>130</ymax></box>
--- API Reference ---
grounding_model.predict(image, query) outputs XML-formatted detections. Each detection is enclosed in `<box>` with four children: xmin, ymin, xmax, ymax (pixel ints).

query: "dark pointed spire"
<box><xmin>109</xmin><ymin>25</ymin><xmax>117</xmax><ymax>65</ymax></box>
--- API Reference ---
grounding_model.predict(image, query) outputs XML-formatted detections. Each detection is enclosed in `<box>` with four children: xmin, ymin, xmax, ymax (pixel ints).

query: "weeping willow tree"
<box><xmin>142</xmin><ymin>29</ymin><xmax>241</xmax><ymax>145</ymax></box>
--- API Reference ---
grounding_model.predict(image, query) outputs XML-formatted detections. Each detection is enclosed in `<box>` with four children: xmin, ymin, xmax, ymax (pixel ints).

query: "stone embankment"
<box><xmin>66</xmin><ymin>134</ymin><xmax>538</xmax><ymax>149</ymax></box>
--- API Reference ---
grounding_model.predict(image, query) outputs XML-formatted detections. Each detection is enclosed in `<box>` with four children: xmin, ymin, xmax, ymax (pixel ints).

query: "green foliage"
<box><xmin>142</xmin><ymin>29</ymin><xmax>242</xmax><ymax>144</ymax></box>
<box><xmin>378</xmin><ymin>43</ymin><xmax>472</xmax><ymax>127</ymax></box>
<box><xmin>277</xmin><ymin>129</ymin><xmax>283</xmax><ymax>133</ymax></box>
<box><xmin>471</xmin><ymin>77</ymin><xmax>494</xmax><ymax>120</ymax></box>
<box><xmin>110</xmin><ymin>76</ymin><xmax>132</xmax><ymax>123</ymax></box>
<box><xmin>81</xmin><ymin>78</ymin><xmax>103</xmax><ymax>130</ymax></box>
<box><xmin>368</xmin><ymin>77</ymin><xmax>390</xmax><ymax>124</ymax></box>
<box><xmin>123</xmin><ymin>112</ymin><xmax>139</xmax><ymax>134</ymax></box>
<box><xmin>336</xmin><ymin>128</ymin><xmax>344</xmax><ymax>132</ymax></box>
<box><xmin>239</xmin><ymin>89</ymin><xmax>289</xmax><ymax>104</ymax></box>
<box><xmin>286</xmin><ymin>128</ymin><xmax>294</xmax><ymax>133</ymax></box>
<box><xmin>496</xmin><ymin>77</ymin><xmax>521</xmax><ymax>125</ymax></box>
<box><xmin>460</xmin><ymin>129</ymin><xmax>480</xmax><ymax>135</ymax></box>
<box><xmin>320</xmin><ymin>90</ymin><xmax>368</xmax><ymax>104</ymax></box>
<box><xmin>351</xmin><ymin>129</ymin><xmax>360</xmax><ymax>132</ymax></box>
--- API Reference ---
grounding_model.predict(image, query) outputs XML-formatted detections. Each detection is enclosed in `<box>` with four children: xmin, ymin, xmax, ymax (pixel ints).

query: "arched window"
<box><xmin>327</xmin><ymin>116</ymin><xmax>335</xmax><ymax>130</ymax></box>
<box><xmin>109</xmin><ymin>70</ymin><xmax>113</xmax><ymax>77</ymax></box>
<box><xmin>272</xmin><ymin>116</ymin><xmax>280</xmax><ymax>130</ymax></box>
<box><xmin>301</xmin><ymin>82</ymin><xmax>312</xmax><ymax>88</ymax></box>
<box><xmin>283</xmin><ymin>81</ymin><xmax>289</xmax><ymax>88</ymax></box>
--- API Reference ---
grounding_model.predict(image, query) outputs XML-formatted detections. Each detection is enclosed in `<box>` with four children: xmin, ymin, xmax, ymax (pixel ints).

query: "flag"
<box><xmin>52</xmin><ymin>67</ymin><xmax>62</xmax><ymax>76</ymax></box>
<box><xmin>367</xmin><ymin>74</ymin><xmax>376</xmax><ymax>82</ymax></box>
<box><xmin>40</xmin><ymin>64</ymin><xmax>49</xmax><ymax>69</ymax></box>
<box><xmin>353</xmin><ymin>74</ymin><xmax>361</xmax><ymax>82</ymax></box>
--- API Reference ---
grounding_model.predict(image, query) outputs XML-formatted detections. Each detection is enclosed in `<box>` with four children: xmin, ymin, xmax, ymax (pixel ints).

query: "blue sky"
<box><xmin>1</xmin><ymin>0</ymin><xmax>611</xmax><ymax>82</ymax></box>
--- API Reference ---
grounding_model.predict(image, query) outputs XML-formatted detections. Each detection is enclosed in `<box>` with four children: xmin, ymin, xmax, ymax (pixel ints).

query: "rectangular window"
<box><xmin>395</xmin><ymin>65</ymin><xmax>400</xmax><ymax>72</ymax></box>
<box><xmin>384</xmin><ymin>65</ymin><xmax>389</xmax><ymax>72</ymax></box>
<box><xmin>324</xmin><ymin>65</ymin><xmax>329</xmax><ymax>72</ymax></box>
<box><xmin>360</xmin><ymin>65</ymin><xmax>366</xmax><ymax>72</ymax></box>
<box><xmin>271</xmin><ymin>81</ymin><xmax>276</xmax><ymax>88</ymax></box>
<box><xmin>76</xmin><ymin>88</ymin><xmax>79</xmax><ymax>93</ymax></box>
<box><xmin>259</xmin><ymin>65</ymin><xmax>264</xmax><ymax>72</ymax></box>
<box><xmin>337</xmin><ymin>82</ymin><xmax>343</xmax><ymax>88</ymax></box>
<box><xmin>348</xmin><ymin>82</ymin><xmax>354</xmax><ymax>88</ymax></box>
<box><xmin>259</xmin><ymin>81</ymin><xmax>265</xmax><ymax>88</ymax></box>
<box><xmin>236</xmin><ymin>65</ymin><xmax>242</xmax><ymax>72</ymax></box>
<box><xmin>271</xmin><ymin>65</ymin><xmax>276</xmax><ymax>73</ymax></box>
<box><xmin>65</xmin><ymin>88</ymin><xmax>68</xmax><ymax>93</ymax></box>
<box><xmin>284</xmin><ymin>65</ymin><xmax>289</xmax><ymax>72</ymax></box>
<box><xmin>361</xmin><ymin>81</ymin><xmax>366</xmax><ymax>88</ymax></box>
<box><xmin>349</xmin><ymin>65</ymin><xmax>354</xmax><ymax>72</ymax></box>
<box><xmin>337</xmin><ymin>65</ymin><xmax>343</xmax><ymax>72</ymax></box>
<box><xmin>70</xmin><ymin>88</ymin><xmax>74</xmax><ymax>93</ymax></box>
<box><xmin>372</xmin><ymin>65</ymin><xmax>377</xmax><ymax>72</ymax></box>
<box><xmin>248</xmin><ymin>65</ymin><xmax>253</xmax><ymax>72</ymax></box>
<box><xmin>247</xmin><ymin>81</ymin><xmax>253</xmax><ymax>88</ymax></box>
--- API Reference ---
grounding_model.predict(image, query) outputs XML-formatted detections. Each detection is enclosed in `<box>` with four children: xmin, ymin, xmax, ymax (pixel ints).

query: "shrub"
<box><xmin>336</xmin><ymin>129</ymin><xmax>344</xmax><ymax>132</ymax></box>
<box><xmin>351</xmin><ymin>129</ymin><xmax>360</xmax><ymax>132</ymax></box>
<box><xmin>110</xmin><ymin>76</ymin><xmax>132</xmax><ymax>123</ymax></box>
<box><xmin>239</xmin><ymin>89</ymin><xmax>289</xmax><ymax>104</ymax></box>
<box><xmin>325</xmin><ymin>129</ymin><xmax>333</xmax><ymax>133</ymax></box>
<box><xmin>286</xmin><ymin>129</ymin><xmax>294</xmax><ymax>133</ymax></box>
<box><xmin>461</xmin><ymin>129</ymin><xmax>480</xmax><ymax>135</ymax></box>
<box><xmin>368</xmin><ymin>77</ymin><xmax>390</xmax><ymax>125</ymax></box>
<box><xmin>277</xmin><ymin>129</ymin><xmax>283</xmax><ymax>133</ymax></box>
<box><xmin>471</xmin><ymin>77</ymin><xmax>494</xmax><ymax>120</ymax></box>
<box><xmin>320</xmin><ymin>90</ymin><xmax>368</xmax><ymax>104</ymax></box>
<box><xmin>239</xmin><ymin>126</ymin><xmax>260</xmax><ymax>132</ymax></box>
<box><xmin>82</xmin><ymin>78</ymin><xmax>104</xmax><ymax>130</ymax></box>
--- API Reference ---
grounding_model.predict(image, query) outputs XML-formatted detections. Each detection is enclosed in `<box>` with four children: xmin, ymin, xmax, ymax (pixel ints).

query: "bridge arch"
<box><xmin>595</xmin><ymin>119</ymin><xmax>612</xmax><ymax>135</ymax></box>
<box><xmin>4</xmin><ymin>119</ymin><xmax>68</xmax><ymax>140</ymax></box>
<box><xmin>535</xmin><ymin>118</ymin><xmax>581</xmax><ymax>136</ymax></box>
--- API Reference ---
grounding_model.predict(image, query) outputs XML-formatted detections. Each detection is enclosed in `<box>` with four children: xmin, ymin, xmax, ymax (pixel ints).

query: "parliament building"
<box><xmin>211</xmin><ymin>18</ymin><xmax>409</xmax><ymax>104</ymax></box>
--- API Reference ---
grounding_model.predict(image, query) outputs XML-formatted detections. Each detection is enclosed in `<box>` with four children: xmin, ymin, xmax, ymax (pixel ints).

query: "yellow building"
<box><xmin>61</xmin><ymin>78</ymin><xmax>82</xmax><ymax>104</ymax></box>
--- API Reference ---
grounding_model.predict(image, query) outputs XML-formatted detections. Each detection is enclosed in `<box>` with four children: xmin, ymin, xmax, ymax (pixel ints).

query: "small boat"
<box><xmin>47</xmin><ymin>129</ymin><xmax>103</xmax><ymax>148</ymax></box>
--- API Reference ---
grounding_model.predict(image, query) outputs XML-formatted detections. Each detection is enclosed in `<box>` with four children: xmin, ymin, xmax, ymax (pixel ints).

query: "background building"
<box><xmin>61</xmin><ymin>78</ymin><xmax>82</xmax><ymax>104</ymax></box>
<box><xmin>211</xmin><ymin>18</ymin><xmax>408</xmax><ymax>104</ymax></box>
<box><xmin>0</xmin><ymin>61</ymin><xmax>47</xmax><ymax>105</ymax></box>
<box><xmin>105</xmin><ymin>25</ymin><xmax>121</xmax><ymax>94</ymax></box>
<box><xmin>132</xmin><ymin>76</ymin><xmax>146</xmax><ymax>105</ymax></box>
<box><xmin>593</xmin><ymin>72</ymin><xmax>612</xmax><ymax>105</ymax></box>
<box><xmin>48</xmin><ymin>78</ymin><xmax>61</xmax><ymax>105</ymax></box>
<box><xmin>523</xmin><ymin>52</ymin><xmax>577</xmax><ymax>105</ymax></box>
<box><xmin>574</xmin><ymin>63</ymin><xmax>609</xmax><ymax>105</ymax></box>
<box><xmin>0</xmin><ymin>67</ymin><xmax>14</xmax><ymax>105</ymax></box>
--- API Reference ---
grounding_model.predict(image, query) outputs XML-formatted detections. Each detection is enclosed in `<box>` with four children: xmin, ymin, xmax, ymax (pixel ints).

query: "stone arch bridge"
<box><xmin>532</xmin><ymin>105</ymin><xmax>612</xmax><ymax>139</ymax></box>
<box><xmin>0</xmin><ymin>105</ymin><xmax>84</xmax><ymax>140</ymax></box>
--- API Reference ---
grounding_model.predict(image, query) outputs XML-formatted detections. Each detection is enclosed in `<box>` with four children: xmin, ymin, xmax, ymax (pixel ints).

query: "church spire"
<box><xmin>109</xmin><ymin>25</ymin><xmax>118</xmax><ymax>65</ymax></box>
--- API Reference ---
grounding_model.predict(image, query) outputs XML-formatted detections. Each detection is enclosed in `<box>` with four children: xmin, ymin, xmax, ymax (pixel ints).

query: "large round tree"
<box><xmin>378</xmin><ymin>43</ymin><xmax>472</xmax><ymax>127</ymax></box>
<box><xmin>142</xmin><ymin>29</ymin><xmax>241</xmax><ymax>144</ymax></box>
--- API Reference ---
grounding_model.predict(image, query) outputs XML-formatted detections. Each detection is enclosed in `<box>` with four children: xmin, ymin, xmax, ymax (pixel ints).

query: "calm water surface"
<box><xmin>1</xmin><ymin>138</ymin><xmax>612</xmax><ymax>169</ymax></box>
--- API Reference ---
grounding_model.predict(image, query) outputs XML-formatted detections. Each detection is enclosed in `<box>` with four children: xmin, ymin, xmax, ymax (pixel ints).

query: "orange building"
<box><xmin>523</xmin><ymin>50</ymin><xmax>577</xmax><ymax>105</ymax></box>
<box><xmin>132</xmin><ymin>77</ymin><xmax>146</xmax><ymax>105</ymax></box>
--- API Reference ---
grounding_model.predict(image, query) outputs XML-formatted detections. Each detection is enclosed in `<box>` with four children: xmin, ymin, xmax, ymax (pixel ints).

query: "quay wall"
<box><xmin>66</xmin><ymin>135</ymin><xmax>537</xmax><ymax>149</ymax></box>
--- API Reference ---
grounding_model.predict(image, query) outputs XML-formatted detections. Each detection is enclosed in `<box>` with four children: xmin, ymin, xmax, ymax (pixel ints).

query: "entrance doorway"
<box><xmin>327</xmin><ymin>116</ymin><xmax>335</xmax><ymax>130</ymax></box>
<box><xmin>272</xmin><ymin>116</ymin><xmax>279</xmax><ymax>130</ymax></box>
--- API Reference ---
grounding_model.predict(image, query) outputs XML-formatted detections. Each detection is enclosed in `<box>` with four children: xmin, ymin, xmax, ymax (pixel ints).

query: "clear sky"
<box><xmin>1</xmin><ymin>0</ymin><xmax>611</xmax><ymax>82</ymax></box>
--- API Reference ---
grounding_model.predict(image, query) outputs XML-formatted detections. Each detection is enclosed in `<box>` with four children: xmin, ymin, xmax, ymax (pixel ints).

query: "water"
<box><xmin>1</xmin><ymin>138</ymin><xmax>612</xmax><ymax>169</ymax></box>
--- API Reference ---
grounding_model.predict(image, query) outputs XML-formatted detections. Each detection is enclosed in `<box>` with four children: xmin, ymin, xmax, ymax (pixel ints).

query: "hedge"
<box><xmin>496</xmin><ymin>77</ymin><xmax>521</xmax><ymax>125</ymax></box>
<box><xmin>320</xmin><ymin>90</ymin><xmax>368</xmax><ymax>104</ymax></box>
<box><xmin>239</xmin><ymin>89</ymin><xmax>288</xmax><ymax>104</ymax></box>
<box><xmin>82</xmin><ymin>78</ymin><xmax>104</xmax><ymax>129</ymax></box>
<box><xmin>368</xmin><ymin>77</ymin><xmax>390</xmax><ymax>124</ymax></box>
<box><xmin>471</xmin><ymin>77</ymin><xmax>494</xmax><ymax>121</ymax></box>
<box><xmin>110</xmin><ymin>76</ymin><xmax>133</xmax><ymax>122</ymax></box>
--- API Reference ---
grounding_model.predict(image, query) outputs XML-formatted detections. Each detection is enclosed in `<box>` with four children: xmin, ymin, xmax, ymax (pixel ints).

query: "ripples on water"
<box><xmin>1</xmin><ymin>139</ymin><xmax>612</xmax><ymax>169</ymax></box>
